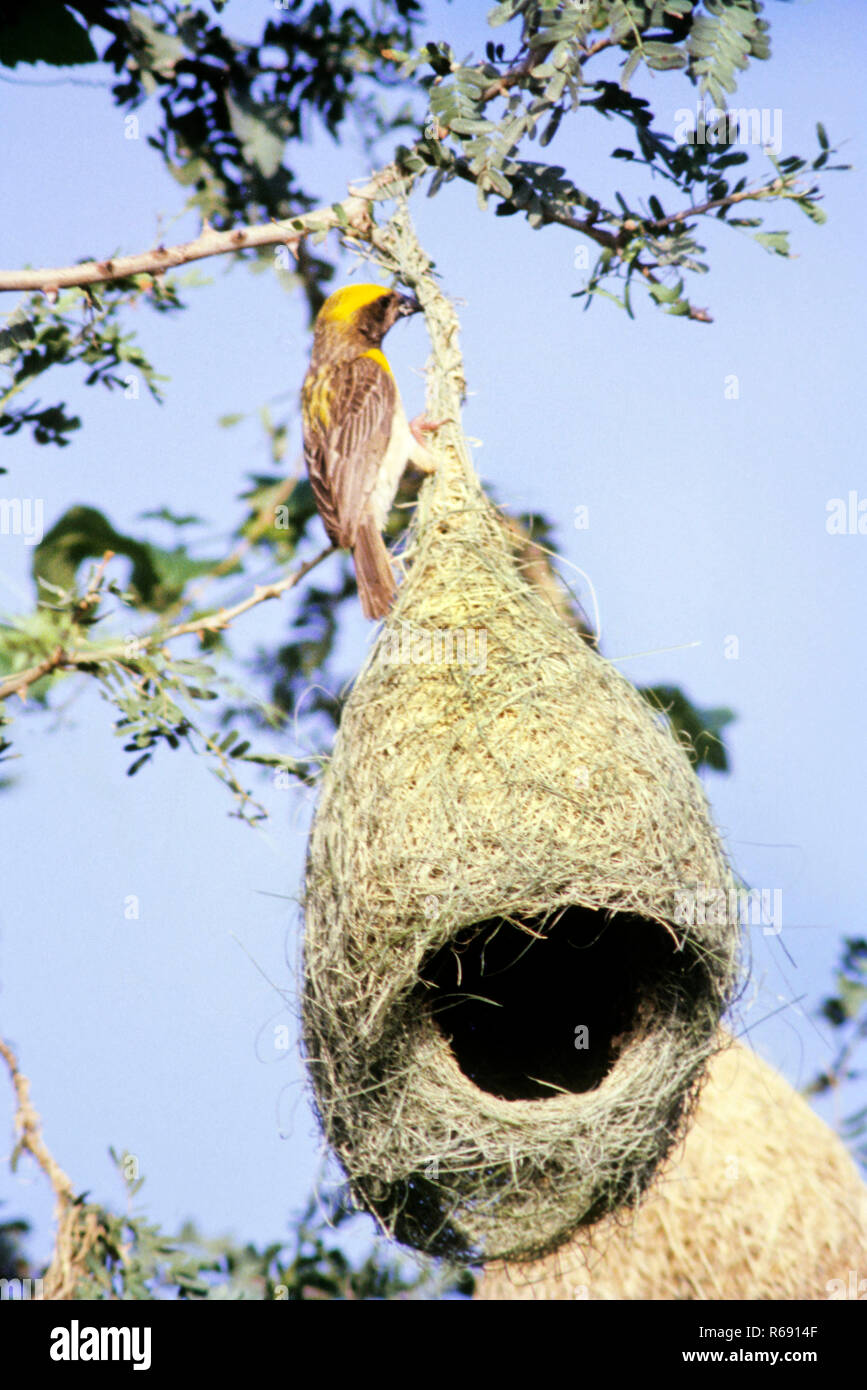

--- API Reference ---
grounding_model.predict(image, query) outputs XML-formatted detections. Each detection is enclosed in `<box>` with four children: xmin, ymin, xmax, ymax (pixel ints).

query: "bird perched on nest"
<box><xmin>301</xmin><ymin>283</ymin><xmax>437</xmax><ymax>619</ymax></box>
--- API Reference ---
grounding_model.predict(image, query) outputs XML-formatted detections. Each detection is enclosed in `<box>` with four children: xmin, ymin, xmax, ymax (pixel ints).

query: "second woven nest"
<box><xmin>302</xmin><ymin>449</ymin><xmax>741</xmax><ymax>1264</ymax></box>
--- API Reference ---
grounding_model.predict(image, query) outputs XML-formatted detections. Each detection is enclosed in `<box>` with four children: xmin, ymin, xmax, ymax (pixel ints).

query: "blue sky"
<box><xmin>1</xmin><ymin>0</ymin><xmax>865</xmax><ymax>1272</ymax></box>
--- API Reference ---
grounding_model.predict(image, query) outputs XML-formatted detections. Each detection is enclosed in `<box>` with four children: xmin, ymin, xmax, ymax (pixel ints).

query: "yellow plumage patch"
<box><xmin>361</xmin><ymin>348</ymin><xmax>393</xmax><ymax>376</ymax></box>
<box><xmin>304</xmin><ymin>368</ymin><xmax>334</xmax><ymax>426</ymax></box>
<box><xmin>318</xmin><ymin>283</ymin><xmax>391</xmax><ymax>324</ymax></box>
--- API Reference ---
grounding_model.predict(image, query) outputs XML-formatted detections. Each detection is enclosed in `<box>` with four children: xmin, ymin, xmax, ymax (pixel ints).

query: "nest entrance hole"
<box><xmin>418</xmin><ymin>907</ymin><xmax>696</xmax><ymax>1101</ymax></box>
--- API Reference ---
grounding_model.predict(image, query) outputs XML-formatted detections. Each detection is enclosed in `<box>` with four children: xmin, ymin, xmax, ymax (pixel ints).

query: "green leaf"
<box><xmin>487</xmin><ymin>1</ymin><xmax>524</xmax><ymax>29</ymax></box>
<box><xmin>139</xmin><ymin>508</ymin><xmax>205</xmax><ymax>528</ymax></box>
<box><xmin>486</xmin><ymin>168</ymin><xmax>513</xmax><ymax>198</ymax></box>
<box><xmin>544</xmin><ymin>70</ymin><xmax>567</xmax><ymax>102</ymax></box>
<box><xmin>641</xmin><ymin>41</ymin><xmax>687</xmax><ymax>72</ymax></box>
<box><xmin>447</xmin><ymin>117</ymin><xmax>496</xmax><ymax>135</ymax></box>
<box><xmin>649</xmin><ymin>279</ymin><xmax>684</xmax><ymax>304</ymax></box>
<box><xmin>540</xmin><ymin>108</ymin><xmax>564</xmax><ymax>149</ymax></box>
<box><xmin>753</xmin><ymin>230</ymin><xmax>790</xmax><ymax>256</ymax></box>
<box><xmin>796</xmin><ymin>200</ymin><xmax>827</xmax><ymax>226</ymax></box>
<box><xmin>0</xmin><ymin>307</ymin><xmax>37</xmax><ymax>365</ymax></box>
<box><xmin>172</xmin><ymin>661</ymin><xmax>217</xmax><ymax>681</ymax></box>
<box><xmin>621</xmin><ymin>49</ymin><xmax>642</xmax><ymax>87</ymax></box>
<box><xmin>453</xmin><ymin>66</ymin><xmax>490</xmax><ymax>94</ymax></box>
<box><xmin>225</xmin><ymin>92</ymin><xmax>285</xmax><ymax>179</ymax></box>
<box><xmin>816</xmin><ymin>121</ymin><xmax>829</xmax><ymax>150</ymax></box>
<box><xmin>713</xmin><ymin>151</ymin><xmax>749</xmax><ymax>170</ymax></box>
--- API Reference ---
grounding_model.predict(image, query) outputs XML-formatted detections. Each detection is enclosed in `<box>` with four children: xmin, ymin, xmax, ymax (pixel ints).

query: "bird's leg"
<box><xmin>408</xmin><ymin>413</ymin><xmax>449</xmax><ymax>473</ymax></box>
<box><xmin>410</xmin><ymin>413</ymin><xmax>449</xmax><ymax>442</ymax></box>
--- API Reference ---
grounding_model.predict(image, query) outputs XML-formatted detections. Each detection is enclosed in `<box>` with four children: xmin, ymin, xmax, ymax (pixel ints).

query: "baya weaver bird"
<box><xmin>300</xmin><ymin>283</ymin><xmax>437</xmax><ymax>620</ymax></box>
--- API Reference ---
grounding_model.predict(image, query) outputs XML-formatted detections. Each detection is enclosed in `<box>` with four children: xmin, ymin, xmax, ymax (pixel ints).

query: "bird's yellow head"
<box><xmin>311</xmin><ymin>283</ymin><xmax>421</xmax><ymax>365</ymax></box>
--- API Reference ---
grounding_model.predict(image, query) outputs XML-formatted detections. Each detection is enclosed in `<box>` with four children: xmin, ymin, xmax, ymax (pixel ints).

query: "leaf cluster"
<box><xmin>396</xmin><ymin>2</ymin><xmax>848</xmax><ymax>319</ymax></box>
<box><xmin>808</xmin><ymin>938</ymin><xmax>867</xmax><ymax>1172</ymax></box>
<box><xmin>0</xmin><ymin>279</ymin><xmax>180</xmax><ymax>449</ymax></box>
<box><xmin>4</xmin><ymin>1157</ymin><xmax>473</xmax><ymax>1299</ymax></box>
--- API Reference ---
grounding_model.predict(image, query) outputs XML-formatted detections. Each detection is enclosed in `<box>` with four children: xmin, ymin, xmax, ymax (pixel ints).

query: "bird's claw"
<box><xmin>409</xmin><ymin>413</ymin><xmax>449</xmax><ymax>445</ymax></box>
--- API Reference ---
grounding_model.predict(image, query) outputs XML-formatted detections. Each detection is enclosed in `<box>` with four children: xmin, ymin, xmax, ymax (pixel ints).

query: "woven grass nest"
<box><xmin>477</xmin><ymin>1036</ymin><xmax>867</xmax><ymax>1299</ymax></box>
<box><xmin>301</xmin><ymin>307</ymin><xmax>741</xmax><ymax>1261</ymax></box>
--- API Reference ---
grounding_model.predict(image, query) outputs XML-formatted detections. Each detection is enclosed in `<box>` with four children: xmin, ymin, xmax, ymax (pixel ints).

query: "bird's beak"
<box><xmin>395</xmin><ymin>293</ymin><xmax>422</xmax><ymax>317</ymax></box>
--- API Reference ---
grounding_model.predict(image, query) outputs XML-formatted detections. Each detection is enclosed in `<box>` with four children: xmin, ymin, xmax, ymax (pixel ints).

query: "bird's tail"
<box><xmin>353</xmin><ymin>515</ymin><xmax>396</xmax><ymax>620</ymax></box>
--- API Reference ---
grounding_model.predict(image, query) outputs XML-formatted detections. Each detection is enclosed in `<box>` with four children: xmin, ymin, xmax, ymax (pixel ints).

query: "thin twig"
<box><xmin>644</xmin><ymin>181</ymin><xmax>788</xmax><ymax>234</ymax></box>
<box><xmin>0</xmin><ymin>542</ymin><xmax>336</xmax><ymax>703</ymax></box>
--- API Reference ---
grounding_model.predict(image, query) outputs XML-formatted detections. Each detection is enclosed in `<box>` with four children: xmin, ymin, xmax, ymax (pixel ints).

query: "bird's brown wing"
<box><xmin>303</xmin><ymin>355</ymin><xmax>397</xmax><ymax>549</ymax></box>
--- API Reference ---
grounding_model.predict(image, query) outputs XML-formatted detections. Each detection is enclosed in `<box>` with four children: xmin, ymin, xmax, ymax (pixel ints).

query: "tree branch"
<box><xmin>478</xmin><ymin>25</ymin><xmax>620</xmax><ymax>102</ymax></box>
<box><xmin>645</xmin><ymin>181</ymin><xmax>789</xmax><ymax>235</ymax></box>
<box><xmin>0</xmin><ymin>543</ymin><xmax>336</xmax><ymax>703</ymax></box>
<box><xmin>0</xmin><ymin>1035</ymin><xmax>74</xmax><ymax>1206</ymax></box>
<box><xmin>447</xmin><ymin>156</ymin><xmax>713</xmax><ymax>322</ymax></box>
<box><xmin>0</xmin><ymin>166</ymin><xmax>406</xmax><ymax>296</ymax></box>
<box><xmin>0</xmin><ymin>1033</ymin><xmax>103</xmax><ymax>1300</ymax></box>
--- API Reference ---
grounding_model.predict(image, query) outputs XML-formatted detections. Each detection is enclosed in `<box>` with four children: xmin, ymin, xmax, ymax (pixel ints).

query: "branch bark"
<box><xmin>0</xmin><ymin>1034</ymin><xmax>101</xmax><ymax>1300</ymax></box>
<box><xmin>0</xmin><ymin>165</ymin><xmax>405</xmax><ymax>296</ymax></box>
<box><xmin>0</xmin><ymin>133</ymin><xmax>786</xmax><ymax>332</ymax></box>
<box><xmin>0</xmin><ymin>1035</ymin><xmax>74</xmax><ymax>1205</ymax></box>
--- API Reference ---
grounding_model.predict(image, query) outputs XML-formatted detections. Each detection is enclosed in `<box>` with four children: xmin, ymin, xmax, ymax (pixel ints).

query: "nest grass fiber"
<box><xmin>301</xmin><ymin>437</ymin><xmax>743</xmax><ymax>1263</ymax></box>
<box><xmin>477</xmin><ymin>1036</ymin><xmax>867</xmax><ymax>1299</ymax></box>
